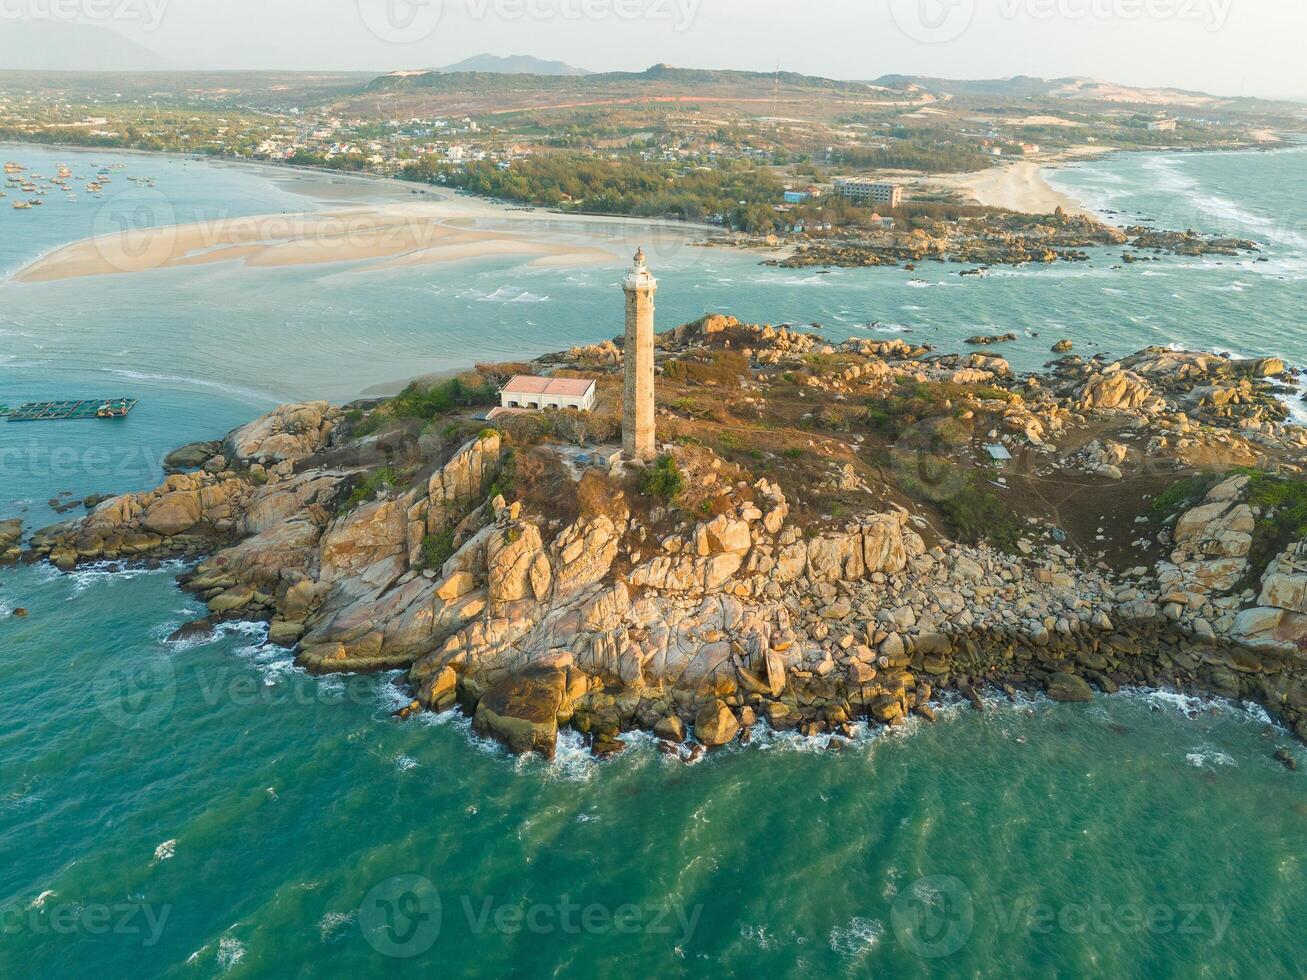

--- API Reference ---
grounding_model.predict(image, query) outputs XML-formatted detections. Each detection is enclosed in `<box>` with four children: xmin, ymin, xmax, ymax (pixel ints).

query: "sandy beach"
<box><xmin>935</xmin><ymin>160</ymin><xmax>1087</xmax><ymax>215</ymax></box>
<box><xmin>10</xmin><ymin>200</ymin><xmax>635</xmax><ymax>283</ymax></box>
<box><xmin>5</xmin><ymin>151</ymin><xmax>725</xmax><ymax>284</ymax></box>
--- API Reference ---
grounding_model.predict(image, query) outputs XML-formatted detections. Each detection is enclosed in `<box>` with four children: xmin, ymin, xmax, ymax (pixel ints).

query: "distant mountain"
<box><xmin>369</xmin><ymin>62</ymin><xmax>864</xmax><ymax>94</ymax></box>
<box><xmin>433</xmin><ymin>54</ymin><xmax>591</xmax><ymax>76</ymax></box>
<box><xmin>0</xmin><ymin>21</ymin><xmax>171</xmax><ymax>71</ymax></box>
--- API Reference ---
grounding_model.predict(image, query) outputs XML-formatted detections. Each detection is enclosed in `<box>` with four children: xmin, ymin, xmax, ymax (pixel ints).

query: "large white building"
<box><xmin>834</xmin><ymin>179</ymin><xmax>903</xmax><ymax>208</ymax></box>
<box><xmin>498</xmin><ymin>375</ymin><xmax>596</xmax><ymax>412</ymax></box>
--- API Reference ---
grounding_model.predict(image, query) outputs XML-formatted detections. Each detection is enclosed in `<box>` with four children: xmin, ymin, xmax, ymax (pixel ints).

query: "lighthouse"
<box><xmin>622</xmin><ymin>247</ymin><xmax>657</xmax><ymax>461</ymax></box>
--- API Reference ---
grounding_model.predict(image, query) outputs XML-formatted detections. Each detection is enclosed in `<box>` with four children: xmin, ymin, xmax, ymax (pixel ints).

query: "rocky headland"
<box><xmin>758</xmin><ymin>210</ymin><xmax>1259</xmax><ymax>271</ymax></box>
<box><xmin>18</xmin><ymin>315</ymin><xmax>1307</xmax><ymax>759</ymax></box>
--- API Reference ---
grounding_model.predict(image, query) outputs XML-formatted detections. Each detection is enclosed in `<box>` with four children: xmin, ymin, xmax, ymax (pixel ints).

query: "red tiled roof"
<box><xmin>501</xmin><ymin>375</ymin><xmax>595</xmax><ymax>397</ymax></box>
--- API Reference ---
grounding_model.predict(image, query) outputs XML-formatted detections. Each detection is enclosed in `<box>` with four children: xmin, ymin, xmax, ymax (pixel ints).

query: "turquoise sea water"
<box><xmin>1</xmin><ymin>143</ymin><xmax>1304</xmax><ymax>977</ymax></box>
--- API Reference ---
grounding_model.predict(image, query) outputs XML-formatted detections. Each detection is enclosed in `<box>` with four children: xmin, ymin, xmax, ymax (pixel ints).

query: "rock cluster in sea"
<box><xmin>21</xmin><ymin>320</ymin><xmax>1307</xmax><ymax>757</ymax></box>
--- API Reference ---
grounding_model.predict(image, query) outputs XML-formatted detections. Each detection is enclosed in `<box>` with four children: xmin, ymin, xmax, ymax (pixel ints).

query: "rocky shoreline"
<box><xmin>756</xmin><ymin>213</ymin><xmax>1260</xmax><ymax>271</ymax></box>
<box><xmin>14</xmin><ymin>319</ymin><xmax>1307</xmax><ymax>760</ymax></box>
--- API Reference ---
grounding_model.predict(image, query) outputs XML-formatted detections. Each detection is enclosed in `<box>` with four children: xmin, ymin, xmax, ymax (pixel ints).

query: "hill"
<box><xmin>0</xmin><ymin>21</ymin><xmax>171</xmax><ymax>71</ymax></box>
<box><xmin>366</xmin><ymin>63</ymin><xmax>866</xmax><ymax>95</ymax></box>
<box><xmin>433</xmin><ymin>54</ymin><xmax>591</xmax><ymax>76</ymax></box>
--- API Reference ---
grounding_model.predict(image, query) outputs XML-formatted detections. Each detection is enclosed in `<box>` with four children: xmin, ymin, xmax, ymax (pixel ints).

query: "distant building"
<box><xmin>499</xmin><ymin>376</ymin><xmax>596</xmax><ymax>412</ymax></box>
<box><xmin>1147</xmin><ymin>118</ymin><xmax>1178</xmax><ymax>132</ymax></box>
<box><xmin>868</xmin><ymin>213</ymin><xmax>895</xmax><ymax>230</ymax></box>
<box><xmin>783</xmin><ymin>190</ymin><xmax>811</xmax><ymax>204</ymax></box>
<box><xmin>834</xmin><ymin>179</ymin><xmax>903</xmax><ymax>208</ymax></box>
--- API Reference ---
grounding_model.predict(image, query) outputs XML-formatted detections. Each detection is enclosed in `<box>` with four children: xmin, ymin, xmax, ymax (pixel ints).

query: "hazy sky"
<box><xmin>15</xmin><ymin>0</ymin><xmax>1307</xmax><ymax>98</ymax></box>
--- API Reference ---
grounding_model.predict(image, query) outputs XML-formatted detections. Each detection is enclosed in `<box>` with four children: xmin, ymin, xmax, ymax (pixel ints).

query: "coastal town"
<box><xmin>2</xmin><ymin>65</ymin><xmax>1301</xmax><ymax>239</ymax></box>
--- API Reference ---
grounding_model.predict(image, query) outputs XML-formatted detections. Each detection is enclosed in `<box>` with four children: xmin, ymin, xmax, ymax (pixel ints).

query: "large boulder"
<box><xmin>862</xmin><ymin>513</ymin><xmax>910</xmax><ymax>574</ymax></box>
<box><xmin>1046</xmin><ymin>672</ymin><xmax>1094</xmax><ymax>703</ymax></box>
<box><xmin>141</xmin><ymin>491</ymin><xmax>203</xmax><ymax>536</ymax></box>
<box><xmin>1076</xmin><ymin>369</ymin><xmax>1163</xmax><ymax>414</ymax></box>
<box><xmin>694</xmin><ymin>699</ymin><xmax>740</xmax><ymax>746</ymax></box>
<box><xmin>0</xmin><ymin>519</ymin><xmax>21</xmax><ymax>563</ymax></box>
<box><xmin>702</xmin><ymin>514</ymin><xmax>751</xmax><ymax>555</ymax></box>
<box><xmin>472</xmin><ymin>668</ymin><xmax>566</xmax><ymax>758</ymax></box>
<box><xmin>162</xmin><ymin>440</ymin><xmax>221</xmax><ymax>474</ymax></box>
<box><xmin>225</xmin><ymin>401</ymin><xmax>336</xmax><ymax>464</ymax></box>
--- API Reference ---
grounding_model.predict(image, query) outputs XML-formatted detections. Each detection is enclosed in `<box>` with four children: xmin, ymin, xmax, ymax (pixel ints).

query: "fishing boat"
<box><xmin>11</xmin><ymin>201</ymin><xmax>32</xmax><ymax>209</ymax></box>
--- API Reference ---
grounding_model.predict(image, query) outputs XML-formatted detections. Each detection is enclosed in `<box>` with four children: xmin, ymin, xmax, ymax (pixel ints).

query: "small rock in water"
<box><xmin>168</xmin><ymin>618</ymin><xmax>213</xmax><ymax>642</ymax></box>
<box><xmin>1274</xmin><ymin>749</ymin><xmax>1297</xmax><ymax>771</ymax></box>
<box><xmin>591</xmin><ymin>734</ymin><xmax>626</xmax><ymax>758</ymax></box>
<box><xmin>13</xmin><ymin>607</ymin><xmax>27</xmax><ymax>617</ymax></box>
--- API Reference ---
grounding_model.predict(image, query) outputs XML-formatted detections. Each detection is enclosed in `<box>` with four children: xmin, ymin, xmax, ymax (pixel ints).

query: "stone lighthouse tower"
<box><xmin>622</xmin><ymin>247</ymin><xmax>657</xmax><ymax>461</ymax></box>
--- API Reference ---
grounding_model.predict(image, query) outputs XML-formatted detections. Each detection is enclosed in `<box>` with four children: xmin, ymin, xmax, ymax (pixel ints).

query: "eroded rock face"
<box><xmin>1157</xmin><ymin>475</ymin><xmax>1307</xmax><ymax>665</ymax></box>
<box><xmin>1077</xmin><ymin>368</ymin><xmax>1165</xmax><ymax>414</ymax></box>
<box><xmin>1260</xmin><ymin>544</ymin><xmax>1307</xmax><ymax>615</ymax></box>
<box><xmin>1233</xmin><ymin>543</ymin><xmax>1307</xmax><ymax>654</ymax></box>
<box><xmin>553</xmin><ymin>515</ymin><xmax>623</xmax><ymax>594</ymax></box>
<box><xmin>225</xmin><ymin>401</ymin><xmax>339</xmax><ymax>464</ymax></box>
<box><xmin>487</xmin><ymin>521</ymin><xmax>551</xmax><ymax>607</ymax></box>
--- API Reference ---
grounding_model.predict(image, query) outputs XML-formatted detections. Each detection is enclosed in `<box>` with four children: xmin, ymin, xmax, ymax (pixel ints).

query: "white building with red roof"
<box><xmin>497</xmin><ymin>375</ymin><xmax>597</xmax><ymax>412</ymax></box>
